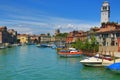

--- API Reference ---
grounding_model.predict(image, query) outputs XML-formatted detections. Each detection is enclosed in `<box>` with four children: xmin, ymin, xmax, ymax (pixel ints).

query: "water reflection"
<box><xmin>57</xmin><ymin>57</ymin><xmax>80</xmax><ymax>64</ymax></box>
<box><xmin>19</xmin><ymin>46</ymin><xmax>29</xmax><ymax>54</ymax></box>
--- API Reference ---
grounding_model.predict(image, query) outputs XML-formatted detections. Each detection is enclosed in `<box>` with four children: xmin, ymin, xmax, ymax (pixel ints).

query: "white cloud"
<box><xmin>0</xmin><ymin>2</ymin><xmax>101</xmax><ymax>35</ymax></box>
<box><xmin>10</xmin><ymin>26</ymin><xmax>33</xmax><ymax>34</ymax></box>
<box><xmin>0</xmin><ymin>14</ymin><xmax>100</xmax><ymax>35</ymax></box>
<box><xmin>52</xmin><ymin>23</ymin><xmax>100</xmax><ymax>33</ymax></box>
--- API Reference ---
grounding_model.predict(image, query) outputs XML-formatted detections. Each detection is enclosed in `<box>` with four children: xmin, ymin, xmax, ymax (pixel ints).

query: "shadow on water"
<box><xmin>80</xmin><ymin>65</ymin><xmax>120</xmax><ymax>80</ymax></box>
<box><xmin>0</xmin><ymin>47</ymin><xmax>17</xmax><ymax>56</ymax></box>
<box><xmin>56</xmin><ymin>54</ymin><xmax>82</xmax><ymax>64</ymax></box>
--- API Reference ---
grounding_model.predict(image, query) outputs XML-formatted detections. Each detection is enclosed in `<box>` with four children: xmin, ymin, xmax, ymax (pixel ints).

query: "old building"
<box><xmin>50</xmin><ymin>36</ymin><xmax>56</xmax><ymax>42</ymax></box>
<box><xmin>8</xmin><ymin>29</ymin><xmax>17</xmax><ymax>44</ymax></box>
<box><xmin>29</xmin><ymin>35</ymin><xmax>40</xmax><ymax>44</ymax></box>
<box><xmin>86</xmin><ymin>1</ymin><xmax>120</xmax><ymax>56</ymax></box>
<box><xmin>79</xmin><ymin>31</ymin><xmax>88</xmax><ymax>41</ymax></box>
<box><xmin>91</xmin><ymin>23</ymin><xmax>120</xmax><ymax>57</ymax></box>
<box><xmin>66</xmin><ymin>30</ymin><xmax>87</xmax><ymax>43</ymax></box>
<box><xmin>17</xmin><ymin>34</ymin><xmax>30</xmax><ymax>44</ymax></box>
<box><xmin>0</xmin><ymin>26</ymin><xmax>8</xmax><ymax>43</ymax></box>
<box><xmin>66</xmin><ymin>31</ymin><xmax>77</xmax><ymax>44</ymax></box>
<box><xmin>0</xmin><ymin>26</ymin><xmax>17</xmax><ymax>44</ymax></box>
<box><xmin>40</xmin><ymin>34</ymin><xmax>51</xmax><ymax>43</ymax></box>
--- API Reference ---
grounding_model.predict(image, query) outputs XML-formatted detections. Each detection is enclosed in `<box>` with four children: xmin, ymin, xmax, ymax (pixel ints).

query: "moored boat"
<box><xmin>36</xmin><ymin>44</ymin><xmax>48</xmax><ymax>48</ymax></box>
<box><xmin>107</xmin><ymin>62</ymin><xmax>120</xmax><ymax>73</ymax></box>
<box><xmin>51</xmin><ymin>44</ymin><xmax>57</xmax><ymax>49</ymax></box>
<box><xmin>0</xmin><ymin>46</ymin><xmax>6</xmax><ymax>49</ymax></box>
<box><xmin>36</xmin><ymin>44</ymin><xmax>41</xmax><ymax>47</ymax></box>
<box><xmin>80</xmin><ymin>57</ymin><xmax>103</xmax><ymax>67</ymax></box>
<box><xmin>80</xmin><ymin>54</ymin><xmax>113</xmax><ymax>67</ymax></box>
<box><xmin>58</xmin><ymin>48</ymin><xmax>82</xmax><ymax>57</ymax></box>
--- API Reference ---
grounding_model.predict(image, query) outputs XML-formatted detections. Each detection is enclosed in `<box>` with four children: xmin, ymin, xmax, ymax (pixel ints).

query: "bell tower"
<box><xmin>101</xmin><ymin>1</ymin><xmax>110</xmax><ymax>23</ymax></box>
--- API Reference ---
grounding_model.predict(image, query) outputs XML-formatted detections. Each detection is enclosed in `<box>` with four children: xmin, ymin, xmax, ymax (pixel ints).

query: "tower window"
<box><xmin>103</xmin><ymin>6</ymin><xmax>107</xmax><ymax>10</ymax></box>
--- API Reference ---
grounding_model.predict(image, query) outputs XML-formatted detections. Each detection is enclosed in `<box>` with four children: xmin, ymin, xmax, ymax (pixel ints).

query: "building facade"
<box><xmin>8</xmin><ymin>29</ymin><xmax>17</xmax><ymax>44</ymax></box>
<box><xmin>0</xmin><ymin>26</ymin><xmax>17</xmax><ymax>44</ymax></box>
<box><xmin>66</xmin><ymin>30</ymin><xmax>87</xmax><ymax>43</ymax></box>
<box><xmin>40</xmin><ymin>34</ymin><xmax>51</xmax><ymax>43</ymax></box>
<box><xmin>17</xmin><ymin>34</ymin><xmax>30</xmax><ymax>44</ymax></box>
<box><xmin>91</xmin><ymin>23</ymin><xmax>120</xmax><ymax>57</ymax></box>
<box><xmin>29</xmin><ymin>35</ymin><xmax>40</xmax><ymax>44</ymax></box>
<box><xmin>0</xmin><ymin>27</ymin><xmax>8</xmax><ymax>43</ymax></box>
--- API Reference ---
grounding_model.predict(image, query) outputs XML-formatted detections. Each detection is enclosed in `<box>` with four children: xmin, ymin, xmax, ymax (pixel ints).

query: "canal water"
<box><xmin>0</xmin><ymin>45</ymin><xmax>120</xmax><ymax>80</ymax></box>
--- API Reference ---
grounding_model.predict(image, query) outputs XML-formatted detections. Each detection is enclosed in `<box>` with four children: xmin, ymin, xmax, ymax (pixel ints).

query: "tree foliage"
<box><xmin>72</xmin><ymin>35</ymin><xmax>99</xmax><ymax>53</ymax></box>
<box><xmin>55</xmin><ymin>33</ymin><xmax>68</xmax><ymax>38</ymax></box>
<box><xmin>72</xmin><ymin>39</ymin><xmax>83</xmax><ymax>50</ymax></box>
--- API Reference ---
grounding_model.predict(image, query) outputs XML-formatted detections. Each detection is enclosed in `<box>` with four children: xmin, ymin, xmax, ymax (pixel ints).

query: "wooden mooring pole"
<box><xmin>112</xmin><ymin>51</ymin><xmax>115</xmax><ymax>63</ymax></box>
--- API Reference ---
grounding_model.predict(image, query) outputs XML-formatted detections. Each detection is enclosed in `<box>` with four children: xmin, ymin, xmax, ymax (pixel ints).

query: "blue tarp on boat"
<box><xmin>108</xmin><ymin>62</ymin><xmax>120</xmax><ymax>73</ymax></box>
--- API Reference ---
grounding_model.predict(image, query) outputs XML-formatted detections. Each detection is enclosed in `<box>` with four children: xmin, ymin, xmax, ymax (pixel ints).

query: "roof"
<box><xmin>96</xmin><ymin>23</ymin><xmax>120</xmax><ymax>33</ymax></box>
<box><xmin>0</xmin><ymin>26</ymin><xmax>7</xmax><ymax>31</ymax></box>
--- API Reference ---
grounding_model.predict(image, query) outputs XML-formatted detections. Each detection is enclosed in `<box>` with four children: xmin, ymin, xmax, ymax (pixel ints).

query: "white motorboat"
<box><xmin>80</xmin><ymin>57</ymin><xmax>103</xmax><ymax>67</ymax></box>
<box><xmin>0</xmin><ymin>46</ymin><xmax>6</xmax><ymax>49</ymax></box>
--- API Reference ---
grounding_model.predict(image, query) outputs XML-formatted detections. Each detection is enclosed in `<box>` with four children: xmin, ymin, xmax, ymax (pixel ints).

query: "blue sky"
<box><xmin>0</xmin><ymin>0</ymin><xmax>120</xmax><ymax>35</ymax></box>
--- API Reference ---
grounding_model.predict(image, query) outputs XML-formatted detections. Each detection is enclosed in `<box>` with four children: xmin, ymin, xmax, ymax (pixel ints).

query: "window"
<box><xmin>104</xmin><ymin>34</ymin><xmax>108</xmax><ymax>38</ymax></box>
<box><xmin>116</xmin><ymin>33</ymin><xmax>120</xmax><ymax>37</ymax></box>
<box><xmin>116</xmin><ymin>42</ymin><xmax>118</xmax><ymax>46</ymax></box>
<box><xmin>111</xmin><ymin>41</ymin><xmax>115</xmax><ymax>46</ymax></box>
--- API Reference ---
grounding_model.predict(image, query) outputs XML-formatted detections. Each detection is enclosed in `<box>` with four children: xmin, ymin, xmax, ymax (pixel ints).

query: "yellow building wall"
<box><xmin>19</xmin><ymin>36</ymin><xmax>28</xmax><ymax>44</ymax></box>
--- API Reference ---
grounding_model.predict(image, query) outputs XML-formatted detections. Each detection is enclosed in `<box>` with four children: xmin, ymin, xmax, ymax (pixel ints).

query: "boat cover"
<box><xmin>108</xmin><ymin>62</ymin><xmax>120</xmax><ymax>73</ymax></box>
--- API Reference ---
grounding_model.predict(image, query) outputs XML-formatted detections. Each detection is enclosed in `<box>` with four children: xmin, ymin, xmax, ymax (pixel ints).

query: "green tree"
<box><xmin>72</xmin><ymin>35</ymin><xmax>99</xmax><ymax>53</ymax></box>
<box><xmin>89</xmin><ymin>35</ymin><xmax>99</xmax><ymax>53</ymax></box>
<box><xmin>56</xmin><ymin>33</ymin><xmax>68</xmax><ymax>38</ymax></box>
<box><xmin>72</xmin><ymin>39</ymin><xmax>83</xmax><ymax>50</ymax></box>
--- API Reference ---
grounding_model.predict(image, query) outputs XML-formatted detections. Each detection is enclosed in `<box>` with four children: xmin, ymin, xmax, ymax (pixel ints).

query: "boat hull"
<box><xmin>58</xmin><ymin>51</ymin><xmax>82</xmax><ymax>58</ymax></box>
<box><xmin>59</xmin><ymin>54</ymin><xmax>81</xmax><ymax>58</ymax></box>
<box><xmin>80</xmin><ymin>57</ymin><xmax>103</xmax><ymax>67</ymax></box>
<box><xmin>36</xmin><ymin>44</ymin><xmax>48</xmax><ymax>48</ymax></box>
<box><xmin>84</xmin><ymin>63</ymin><xmax>102</xmax><ymax>67</ymax></box>
<box><xmin>80</xmin><ymin>61</ymin><xmax>102</xmax><ymax>67</ymax></box>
